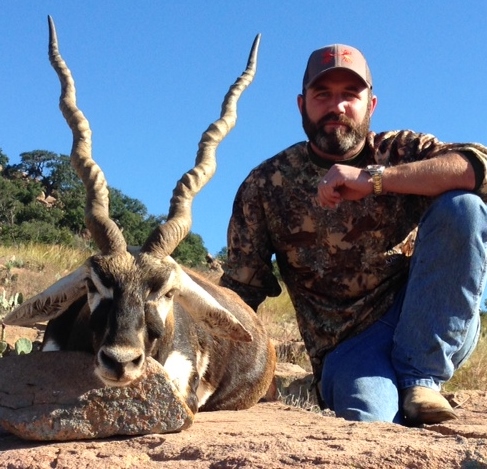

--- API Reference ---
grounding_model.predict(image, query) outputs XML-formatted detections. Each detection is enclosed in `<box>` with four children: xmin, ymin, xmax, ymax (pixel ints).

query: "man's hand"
<box><xmin>317</xmin><ymin>164</ymin><xmax>373</xmax><ymax>208</ymax></box>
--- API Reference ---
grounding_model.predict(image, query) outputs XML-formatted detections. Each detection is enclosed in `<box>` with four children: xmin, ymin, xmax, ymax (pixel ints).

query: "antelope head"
<box><xmin>5</xmin><ymin>16</ymin><xmax>260</xmax><ymax>387</ymax></box>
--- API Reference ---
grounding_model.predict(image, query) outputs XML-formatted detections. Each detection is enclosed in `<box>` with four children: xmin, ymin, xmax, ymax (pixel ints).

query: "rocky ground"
<box><xmin>0</xmin><ymin>390</ymin><xmax>486</xmax><ymax>468</ymax></box>
<box><xmin>0</xmin><ymin>310</ymin><xmax>486</xmax><ymax>467</ymax></box>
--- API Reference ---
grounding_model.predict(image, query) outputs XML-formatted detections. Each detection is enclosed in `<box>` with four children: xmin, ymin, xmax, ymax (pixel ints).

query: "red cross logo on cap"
<box><xmin>323</xmin><ymin>49</ymin><xmax>353</xmax><ymax>64</ymax></box>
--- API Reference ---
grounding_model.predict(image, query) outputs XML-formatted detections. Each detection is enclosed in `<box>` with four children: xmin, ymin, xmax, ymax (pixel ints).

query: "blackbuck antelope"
<box><xmin>5</xmin><ymin>17</ymin><xmax>276</xmax><ymax>414</ymax></box>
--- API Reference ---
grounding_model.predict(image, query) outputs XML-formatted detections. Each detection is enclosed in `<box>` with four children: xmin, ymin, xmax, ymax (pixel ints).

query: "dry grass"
<box><xmin>444</xmin><ymin>314</ymin><xmax>487</xmax><ymax>392</ymax></box>
<box><xmin>0</xmin><ymin>243</ymin><xmax>485</xmax><ymax>391</ymax></box>
<box><xmin>0</xmin><ymin>243</ymin><xmax>92</xmax><ymax>305</ymax></box>
<box><xmin>258</xmin><ymin>284</ymin><xmax>300</xmax><ymax>343</ymax></box>
<box><xmin>0</xmin><ymin>243</ymin><xmax>92</xmax><ymax>272</ymax></box>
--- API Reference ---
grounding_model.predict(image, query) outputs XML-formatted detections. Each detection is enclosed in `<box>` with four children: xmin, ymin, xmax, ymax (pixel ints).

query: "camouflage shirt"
<box><xmin>221</xmin><ymin>130</ymin><xmax>487</xmax><ymax>375</ymax></box>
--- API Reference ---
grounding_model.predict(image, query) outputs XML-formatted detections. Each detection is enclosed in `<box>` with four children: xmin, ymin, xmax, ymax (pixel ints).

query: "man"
<box><xmin>220</xmin><ymin>44</ymin><xmax>487</xmax><ymax>425</ymax></box>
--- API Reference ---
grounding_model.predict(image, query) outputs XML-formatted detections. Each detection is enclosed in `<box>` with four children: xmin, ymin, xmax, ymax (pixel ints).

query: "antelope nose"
<box><xmin>98</xmin><ymin>346</ymin><xmax>145</xmax><ymax>381</ymax></box>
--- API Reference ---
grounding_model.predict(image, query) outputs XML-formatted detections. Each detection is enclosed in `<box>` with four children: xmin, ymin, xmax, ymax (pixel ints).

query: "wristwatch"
<box><xmin>366</xmin><ymin>165</ymin><xmax>385</xmax><ymax>195</ymax></box>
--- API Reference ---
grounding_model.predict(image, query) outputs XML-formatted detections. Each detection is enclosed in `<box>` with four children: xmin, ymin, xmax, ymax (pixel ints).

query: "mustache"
<box><xmin>317</xmin><ymin>113</ymin><xmax>354</xmax><ymax>128</ymax></box>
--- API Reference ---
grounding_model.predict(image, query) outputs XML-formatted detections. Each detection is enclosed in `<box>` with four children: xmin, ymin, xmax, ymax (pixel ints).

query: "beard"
<box><xmin>301</xmin><ymin>102</ymin><xmax>371</xmax><ymax>157</ymax></box>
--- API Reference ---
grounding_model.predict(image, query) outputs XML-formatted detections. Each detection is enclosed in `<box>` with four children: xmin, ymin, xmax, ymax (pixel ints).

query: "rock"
<box><xmin>266</xmin><ymin>362</ymin><xmax>317</xmax><ymax>407</ymax></box>
<box><xmin>274</xmin><ymin>340</ymin><xmax>310</xmax><ymax>369</ymax></box>
<box><xmin>0</xmin><ymin>351</ymin><xmax>193</xmax><ymax>440</ymax></box>
<box><xmin>2</xmin><ymin>324</ymin><xmax>41</xmax><ymax>349</ymax></box>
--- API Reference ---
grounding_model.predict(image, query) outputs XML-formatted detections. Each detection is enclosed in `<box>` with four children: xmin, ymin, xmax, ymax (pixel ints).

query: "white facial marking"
<box><xmin>41</xmin><ymin>338</ymin><xmax>61</xmax><ymax>352</ymax></box>
<box><xmin>147</xmin><ymin>268</ymin><xmax>177</xmax><ymax>323</ymax></box>
<box><xmin>88</xmin><ymin>268</ymin><xmax>114</xmax><ymax>310</ymax></box>
<box><xmin>195</xmin><ymin>350</ymin><xmax>215</xmax><ymax>407</ymax></box>
<box><xmin>196</xmin><ymin>350</ymin><xmax>210</xmax><ymax>378</ymax></box>
<box><xmin>152</xmin><ymin>300</ymin><xmax>171</xmax><ymax>324</ymax></box>
<box><xmin>196</xmin><ymin>379</ymin><xmax>216</xmax><ymax>407</ymax></box>
<box><xmin>163</xmin><ymin>350</ymin><xmax>193</xmax><ymax>398</ymax></box>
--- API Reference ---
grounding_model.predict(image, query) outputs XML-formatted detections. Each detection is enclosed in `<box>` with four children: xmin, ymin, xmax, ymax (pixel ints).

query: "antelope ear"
<box><xmin>3</xmin><ymin>265</ymin><xmax>89</xmax><ymax>326</ymax></box>
<box><xmin>176</xmin><ymin>269</ymin><xmax>253</xmax><ymax>343</ymax></box>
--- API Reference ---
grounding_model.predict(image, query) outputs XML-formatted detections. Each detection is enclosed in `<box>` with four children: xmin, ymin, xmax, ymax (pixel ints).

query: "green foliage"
<box><xmin>108</xmin><ymin>188</ymin><xmax>157</xmax><ymax>246</ymax></box>
<box><xmin>0</xmin><ymin>177</ymin><xmax>42</xmax><ymax>226</ymax></box>
<box><xmin>0</xmin><ymin>324</ymin><xmax>33</xmax><ymax>358</ymax></box>
<box><xmin>18</xmin><ymin>150</ymin><xmax>58</xmax><ymax>180</ymax></box>
<box><xmin>14</xmin><ymin>337</ymin><xmax>33</xmax><ymax>355</ymax></box>
<box><xmin>215</xmin><ymin>246</ymin><xmax>228</xmax><ymax>261</ymax></box>
<box><xmin>0</xmin><ymin>340</ymin><xmax>7</xmax><ymax>358</ymax></box>
<box><xmin>17</xmin><ymin>202</ymin><xmax>64</xmax><ymax>225</ymax></box>
<box><xmin>0</xmin><ymin>291</ymin><xmax>23</xmax><ymax>316</ymax></box>
<box><xmin>0</xmin><ymin>325</ymin><xmax>8</xmax><ymax>358</ymax></box>
<box><xmin>47</xmin><ymin>154</ymin><xmax>81</xmax><ymax>193</ymax></box>
<box><xmin>173</xmin><ymin>232</ymin><xmax>207</xmax><ymax>267</ymax></box>
<box><xmin>0</xmin><ymin>148</ymin><xmax>9</xmax><ymax>169</ymax></box>
<box><xmin>0</xmin><ymin>289</ymin><xmax>30</xmax><ymax>359</ymax></box>
<box><xmin>2</xmin><ymin>221</ymin><xmax>75</xmax><ymax>246</ymax></box>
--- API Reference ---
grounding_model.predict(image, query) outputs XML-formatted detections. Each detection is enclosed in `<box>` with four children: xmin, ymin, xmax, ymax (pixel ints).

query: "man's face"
<box><xmin>298</xmin><ymin>69</ymin><xmax>377</xmax><ymax>159</ymax></box>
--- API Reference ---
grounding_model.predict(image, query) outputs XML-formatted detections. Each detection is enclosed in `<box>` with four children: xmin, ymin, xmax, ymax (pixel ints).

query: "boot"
<box><xmin>402</xmin><ymin>386</ymin><xmax>458</xmax><ymax>425</ymax></box>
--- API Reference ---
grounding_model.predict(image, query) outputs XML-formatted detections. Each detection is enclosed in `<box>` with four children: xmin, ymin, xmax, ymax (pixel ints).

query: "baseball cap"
<box><xmin>302</xmin><ymin>44</ymin><xmax>372</xmax><ymax>91</ymax></box>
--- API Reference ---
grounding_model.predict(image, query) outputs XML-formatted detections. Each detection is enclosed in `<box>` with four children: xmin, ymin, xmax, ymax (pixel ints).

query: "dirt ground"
<box><xmin>1</xmin><ymin>390</ymin><xmax>486</xmax><ymax>468</ymax></box>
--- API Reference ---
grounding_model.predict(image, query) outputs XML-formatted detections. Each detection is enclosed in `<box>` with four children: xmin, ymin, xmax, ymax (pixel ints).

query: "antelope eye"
<box><xmin>165</xmin><ymin>289</ymin><xmax>175</xmax><ymax>299</ymax></box>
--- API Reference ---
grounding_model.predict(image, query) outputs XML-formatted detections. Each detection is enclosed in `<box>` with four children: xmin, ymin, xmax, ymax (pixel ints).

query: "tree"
<box><xmin>172</xmin><ymin>232</ymin><xmax>207</xmax><ymax>267</ymax></box>
<box><xmin>18</xmin><ymin>150</ymin><xmax>57</xmax><ymax>181</ymax></box>
<box><xmin>215</xmin><ymin>246</ymin><xmax>228</xmax><ymax>261</ymax></box>
<box><xmin>47</xmin><ymin>156</ymin><xmax>87</xmax><ymax>234</ymax></box>
<box><xmin>1</xmin><ymin>221</ymin><xmax>74</xmax><ymax>246</ymax></box>
<box><xmin>108</xmin><ymin>188</ymin><xmax>152</xmax><ymax>246</ymax></box>
<box><xmin>0</xmin><ymin>175</ymin><xmax>44</xmax><ymax>225</ymax></box>
<box><xmin>0</xmin><ymin>177</ymin><xmax>24</xmax><ymax>226</ymax></box>
<box><xmin>46</xmin><ymin>154</ymin><xmax>82</xmax><ymax>195</ymax></box>
<box><xmin>0</xmin><ymin>148</ymin><xmax>9</xmax><ymax>170</ymax></box>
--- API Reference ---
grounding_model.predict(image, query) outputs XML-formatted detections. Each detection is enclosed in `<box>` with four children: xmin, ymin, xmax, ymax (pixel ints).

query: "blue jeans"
<box><xmin>321</xmin><ymin>191</ymin><xmax>487</xmax><ymax>424</ymax></box>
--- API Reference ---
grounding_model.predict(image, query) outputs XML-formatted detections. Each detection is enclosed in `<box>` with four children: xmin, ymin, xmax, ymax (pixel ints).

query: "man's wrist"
<box><xmin>366</xmin><ymin>165</ymin><xmax>385</xmax><ymax>195</ymax></box>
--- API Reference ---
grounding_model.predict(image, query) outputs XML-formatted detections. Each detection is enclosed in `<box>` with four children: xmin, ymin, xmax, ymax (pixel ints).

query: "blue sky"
<box><xmin>2</xmin><ymin>1</ymin><xmax>487</xmax><ymax>263</ymax></box>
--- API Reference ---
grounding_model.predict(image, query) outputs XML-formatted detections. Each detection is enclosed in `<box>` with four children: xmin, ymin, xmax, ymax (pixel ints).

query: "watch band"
<box><xmin>366</xmin><ymin>165</ymin><xmax>385</xmax><ymax>195</ymax></box>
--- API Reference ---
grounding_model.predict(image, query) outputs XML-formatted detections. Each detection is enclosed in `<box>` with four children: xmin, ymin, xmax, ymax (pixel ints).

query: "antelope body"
<box><xmin>5</xmin><ymin>17</ymin><xmax>275</xmax><ymax>415</ymax></box>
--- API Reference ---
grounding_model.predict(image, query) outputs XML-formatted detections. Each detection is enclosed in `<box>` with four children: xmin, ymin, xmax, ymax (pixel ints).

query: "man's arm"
<box><xmin>221</xmin><ymin>174</ymin><xmax>282</xmax><ymax>310</ymax></box>
<box><xmin>382</xmin><ymin>152</ymin><xmax>475</xmax><ymax>195</ymax></box>
<box><xmin>318</xmin><ymin>152</ymin><xmax>477</xmax><ymax>208</ymax></box>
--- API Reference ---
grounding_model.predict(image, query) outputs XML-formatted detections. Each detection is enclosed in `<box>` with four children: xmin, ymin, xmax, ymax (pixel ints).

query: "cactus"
<box><xmin>14</xmin><ymin>337</ymin><xmax>33</xmax><ymax>355</ymax></box>
<box><xmin>0</xmin><ymin>297</ymin><xmax>33</xmax><ymax>357</ymax></box>
<box><xmin>0</xmin><ymin>323</ymin><xmax>7</xmax><ymax>358</ymax></box>
<box><xmin>0</xmin><ymin>291</ymin><xmax>23</xmax><ymax>321</ymax></box>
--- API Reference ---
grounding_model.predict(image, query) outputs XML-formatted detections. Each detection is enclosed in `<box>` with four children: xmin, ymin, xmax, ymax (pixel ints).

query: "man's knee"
<box><xmin>427</xmin><ymin>191</ymin><xmax>486</xmax><ymax>228</ymax></box>
<box><xmin>418</xmin><ymin>191</ymin><xmax>487</xmax><ymax>247</ymax></box>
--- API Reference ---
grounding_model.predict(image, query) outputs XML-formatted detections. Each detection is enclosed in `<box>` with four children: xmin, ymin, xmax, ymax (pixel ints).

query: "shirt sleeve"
<box><xmin>220</xmin><ymin>171</ymin><xmax>282</xmax><ymax>310</ymax></box>
<box><xmin>375</xmin><ymin>131</ymin><xmax>487</xmax><ymax>198</ymax></box>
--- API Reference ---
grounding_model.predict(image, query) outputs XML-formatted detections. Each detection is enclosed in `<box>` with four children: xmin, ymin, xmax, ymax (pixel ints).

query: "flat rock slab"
<box><xmin>0</xmin><ymin>351</ymin><xmax>193</xmax><ymax>441</ymax></box>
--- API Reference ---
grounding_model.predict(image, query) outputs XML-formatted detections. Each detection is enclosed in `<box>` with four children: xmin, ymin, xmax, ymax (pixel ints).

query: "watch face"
<box><xmin>366</xmin><ymin>165</ymin><xmax>385</xmax><ymax>174</ymax></box>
